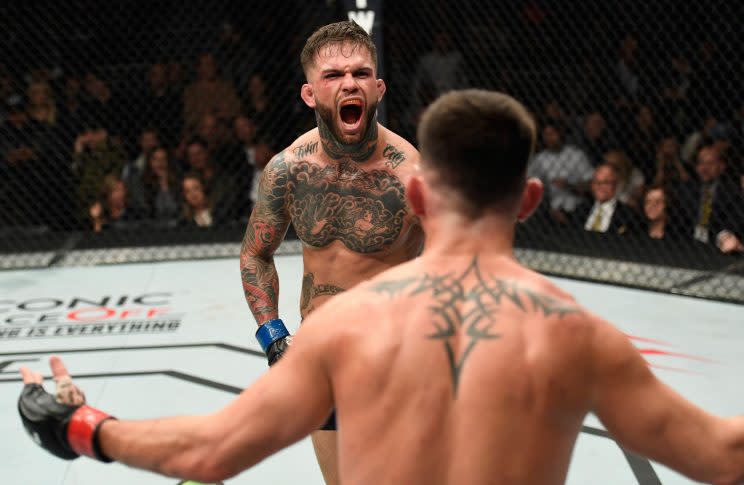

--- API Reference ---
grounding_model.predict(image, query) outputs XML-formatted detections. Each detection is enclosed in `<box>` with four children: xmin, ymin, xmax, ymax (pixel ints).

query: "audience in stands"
<box><xmin>573</xmin><ymin>111</ymin><xmax>618</xmax><ymax>167</ymax></box>
<box><xmin>142</xmin><ymin>147</ymin><xmax>181</xmax><ymax>223</ymax></box>
<box><xmin>180</xmin><ymin>172</ymin><xmax>214</xmax><ymax>228</ymax></box>
<box><xmin>528</xmin><ymin>121</ymin><xmax>594</xmax><ymax>225</ymax></box>
<box><xmin>642</xmin><ymin>185</ymin><xmax>673</xmax><ymax>241</ymax></box>
<box><xmin>0</xmin><ymin>9</ymin><xmax>741</xmax><ymax>270</ymax></box>
<box><xmin>675</xmin><ymin>146</ymin><xmax>743</xmax><ymax>253</ymax></box>
<box><xmin>72</xmin><ymin>124</ymin><xmax>127</xmax><ymax>222</ymax></box>
<box><xmin>182</xmin><ymin>52</ymin><xmax>240</xmax><ymax>133</ymax></box>
<box><xmin>572</xmin><ymin>163</ymin><xmax>639</xmax><ymax>235</ymax></box>
<box><xmin>89</xmin><ymin>174</ymin><xmax>142</xmax><ymax>232</ymax></box>
<box><xmin>653</xmin><ymin>136</ymin><xmax>690</xmax><ymax>189</ymax></box>
<box><xmin>603</xmin><ymin>150</ymin><xmax>645</xmax><ymax>211</ymax></box>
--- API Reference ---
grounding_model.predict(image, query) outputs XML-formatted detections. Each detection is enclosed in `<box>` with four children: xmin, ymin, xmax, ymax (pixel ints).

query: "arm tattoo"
<box><xmin>370</xmin><ymin>257</ymin><xmax>582</xmax><ymax>396</ymax></box>
<box><xmin>300</xmin><ymin>272</ymin><xmax>346</xmax><ymax>316</ymax></box>
<box><xmin>383</xmin><ymin>143</ymin><xmax>406</xmax><ymax>169</ymax></box>
<box><xmin>240</xmin><ymin>152</ymin><xmax>291</xmax><ymax>325</ymax></box>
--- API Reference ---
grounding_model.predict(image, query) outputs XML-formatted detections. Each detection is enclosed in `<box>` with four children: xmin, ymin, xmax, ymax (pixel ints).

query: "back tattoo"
<box><xmin>370</xmin><ymin>257</ymin><xmax>582</xmax><ymax>396</ymax></box>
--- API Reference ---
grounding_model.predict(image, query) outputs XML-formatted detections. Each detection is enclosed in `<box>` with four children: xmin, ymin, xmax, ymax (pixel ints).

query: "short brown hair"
<box><xmin>417</xmin><ymin>89</ymin><xmax>536</xmax><ymax>215</ymax></box>
<box><xmin>300</xmin><ymin>21</ymin><xmax>377</xmax><ymax>75</ymax></box>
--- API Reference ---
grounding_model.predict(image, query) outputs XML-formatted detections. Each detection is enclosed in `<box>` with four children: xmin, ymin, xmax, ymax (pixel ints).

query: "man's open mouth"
<box><xmin>339</xmin><ymin>98</ymin><xmax>364</xmax><ymax>128</ymax></box>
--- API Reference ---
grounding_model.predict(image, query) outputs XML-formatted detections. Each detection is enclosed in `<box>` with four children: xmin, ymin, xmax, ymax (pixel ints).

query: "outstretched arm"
<box><xmin>20</xmin><ymin>321</ymin><xmax>334</xmax><ymax>483</ymax></box>
<box><xmin>591</xmin><ymin>319</ymin><xmax>744</xmax><ymax>485</ymax></box>
<box><xmin>240</xmin><ymin>151</ymin><xmax>292</xmax><ymax>325</ymax></box>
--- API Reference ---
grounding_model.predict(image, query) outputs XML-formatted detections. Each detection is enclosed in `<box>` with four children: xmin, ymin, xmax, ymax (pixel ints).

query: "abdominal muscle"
<box><xmin>300</xmin><ymin>239</ymin><xmax>416</xmax><ymax>319</ymax></box>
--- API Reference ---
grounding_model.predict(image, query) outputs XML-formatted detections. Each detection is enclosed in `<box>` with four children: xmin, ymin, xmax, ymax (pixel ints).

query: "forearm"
<box><xmin>240</xmin><ymin>248</ymin><xmax>280</xmax><ymax>325</ymax></box>
<box><xmin>99</xmin><ymin>416</ymin><xmax>229</xmax><ymax>483</ymax></box>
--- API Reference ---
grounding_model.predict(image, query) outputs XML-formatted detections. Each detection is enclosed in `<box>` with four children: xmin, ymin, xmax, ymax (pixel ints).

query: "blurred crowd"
<box><xmin>0</xmin><ymin>49</ymin><xmax>304</xmax><ymax>233</ymax></box>
<box><xmin>0</xmin><ymin>1</ymin><xmax>742</xmax><ymax>257</ymax></box>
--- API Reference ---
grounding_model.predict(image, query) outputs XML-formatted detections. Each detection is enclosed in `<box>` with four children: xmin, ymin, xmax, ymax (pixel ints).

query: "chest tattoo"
<box><xmin>287</xmin><ymin>159</ymin><xmax>408</xmax><ymax>253</ymax></box>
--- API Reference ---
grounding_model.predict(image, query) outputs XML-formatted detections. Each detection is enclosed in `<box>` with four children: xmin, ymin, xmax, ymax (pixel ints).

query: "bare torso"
<box><xmin>280</xmin><ymin>125</ymin><xmax>423</xmax><ymax>318</ymax></box>
<box><xmin>325</xmin><ymin>253</ymin><xmax>594</xmax><ymax>485</ymax></box>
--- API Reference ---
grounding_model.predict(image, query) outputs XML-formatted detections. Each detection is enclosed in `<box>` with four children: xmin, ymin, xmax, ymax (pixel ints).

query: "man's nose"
<box><xmin>341</xmin><ymin>73</ymin><xmax>358</xmax><ymax>91</ymax></box>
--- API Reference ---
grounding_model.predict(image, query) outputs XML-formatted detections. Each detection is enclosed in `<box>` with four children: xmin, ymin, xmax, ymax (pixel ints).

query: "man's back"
<box><xmin>323</xmin><ymin>254</ymin><xmax>595</xmax><ymax>485</ymax></box>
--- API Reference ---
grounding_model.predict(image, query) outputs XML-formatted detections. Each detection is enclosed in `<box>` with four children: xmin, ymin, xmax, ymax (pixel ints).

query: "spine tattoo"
<box><xmin>370</xmin><ymin>257</ymin><xmax>581</xmax><ymax>396</ymax></box>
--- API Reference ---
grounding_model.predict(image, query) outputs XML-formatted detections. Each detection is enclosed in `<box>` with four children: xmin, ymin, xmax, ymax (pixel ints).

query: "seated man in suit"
<box><xmin>675</xmin><ymin>145</ymin><xmax>743</xmax><ymax>253</ymax></box>
<box><xmin>573</xmin><ymin>163</ymin><xmax>639</xmax><ymax>235</ymax></box>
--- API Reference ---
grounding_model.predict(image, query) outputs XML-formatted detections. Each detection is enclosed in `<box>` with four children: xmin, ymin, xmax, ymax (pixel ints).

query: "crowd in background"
<box><xmin>0</xmin><ymin>0</ymin><xmax>742</xmax><ymax>256</ymax></box>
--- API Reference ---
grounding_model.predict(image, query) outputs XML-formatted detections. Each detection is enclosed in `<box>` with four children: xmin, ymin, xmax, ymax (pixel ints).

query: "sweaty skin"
<box><xmin>60</xmin><ymin>248</ymin><xmax>744</xmax><ymax>485</ymax></box>
<box><xmin>239</xmin><ymin>126</ymin><xmax>423</xmax><ymax>322</ymax></box>
<box><xmin>238</xmin><ymin>39</ymin><xmax>423</xmax><ymax>485</ymax></box>
<box><xmin>239</xmin><ymin>39</ymin><xmax>423</xmax><ymax>325</ymax></box>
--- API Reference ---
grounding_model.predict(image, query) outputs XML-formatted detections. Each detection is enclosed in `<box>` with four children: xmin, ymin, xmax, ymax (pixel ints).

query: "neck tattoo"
<box><xmin>317</xmin><ymin>112</ymin><xmax>378</xmax><ymax>163</ymax></box>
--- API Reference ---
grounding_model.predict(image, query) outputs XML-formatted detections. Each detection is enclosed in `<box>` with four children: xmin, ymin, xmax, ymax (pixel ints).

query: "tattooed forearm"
<box><xmin>240</xmin><ymin>250</ymin><xmax>280</xmax><ymax>324</ymax></box>
<box><xmin>369</xmin><ymin>257</ymin><xmax>582</xmax><ymax>395</ymax></box>
<box><xmin>383</xmin><ymin>143</ymin><xmax>406</xmax><ymax>169</ymax></box>
<box><xmin>301</xmin><ymin>272</ymin><xmax>345</xmax><ymax>316</ymax></box>
<box><xmin>239</xmin><ymin>152</ymin><xmax>291</xmax><ymax>325</ymax></box>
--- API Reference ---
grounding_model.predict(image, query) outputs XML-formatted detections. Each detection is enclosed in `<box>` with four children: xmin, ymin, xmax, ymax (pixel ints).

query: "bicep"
<box><xmin>592</xmin><ymin>321</ymin><xmax>722</xmax><ymax>477</ymax></box>
<box><xmin>241</xmin><ymin>154</ymin><xmax>292</xmax><ymax>258</ymax></box>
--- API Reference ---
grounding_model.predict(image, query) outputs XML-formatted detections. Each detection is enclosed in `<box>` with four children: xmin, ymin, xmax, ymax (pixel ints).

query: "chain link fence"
<box><xmin>0</xmin><ymin>0</ymin><xmax>742</xmax><ymax>303</ymax></box>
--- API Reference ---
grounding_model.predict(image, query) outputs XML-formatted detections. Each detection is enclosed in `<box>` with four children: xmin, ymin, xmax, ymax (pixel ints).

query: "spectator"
<box><xmin>408</xmin><ymin>32</ymin><xmax>466</xmax><ymax>132</ymax></box>
<box><xmin>182</xmin><ymin>52</ymin><xmax>240</xmax><ymax>132</ymax></box>
<box><xmin>140</xmin><ymin>63</ymin><xmax>182</xmax><ymax>149</ymax></box>
<box><xmin>122</xmin><ymin>128</ymin><xmax>160</xmax><ymax>212</ymax></box>
<box><xmin>681</xmin><ymin>114</ymin><xmax>717</xmax><ymax>164</ymax></box>
<box><xmin>167</xmin><ymin>61</ymin><xmax>187</xmax><ymax>99</ymax></box>
<box><xmin>179</xmin><ymin>172</ymin><xmax>214</xmax><ymax>228</ymax></box>
<box><xmin>653</xmin><ymin>136</ymin><xmax>690</xmax><ymax>190</ymax></box>
<box><xmin>675</xmin><ymin>146</ymin><xmax>743</xmax><ymax>253</ymax></box>
<box><xmin>603</xmin><ymin>150</ymin><xmax>645</xmax><ymax>211</ymax></box>
<box><xmin>642</xmin><ymin>185</ymin><xmax>673</xmax><ymax>241</ymax></box>
<box><xmin>81</xmin><ymin>72</ymin><xmax>116</xmax><ymax>131</ymax></box>
<box><xmin>195</xmin><ymin>112</ymin><xmax>231</xmax><ymax>161</ymax></box>
<box><xmin>212</xmin><ymin>21</ymin><xmax>258</xmax><ymax>91</ymax></box>
<box><xmin>573</xmin><ymin>111</ymin><xmax>618</xmax><ymax>167</ymax></box>
<box><xmin>57</xmin><ymin>75</ymin><xmax>85</xmax><ymax>149</ymax></box>
<box><xmin>26</xmin><ymin>81</ymin><xmax>57</xmax><ymax>127</ymax></box>
<box><xmin>658</xmin><ymin>54</ymin><xmax>692</xmax><ymax>134</ymax></box>
<box><xmin>89</xmin><ymin>174</ymin><xmax>143</xmax><ymax>233</ymax></box>
<box><xmin>240</xmin><ymin>73</ymin><xmax>275</xmax><ymax>130</ymax></box>
<box><xmin>627</xmin><ymin>104</ymin><xmax>660</xmax><ymax>182</ymax></box>
<box><xmin>528</xmin><ymin>122</ymin><xmax>593</xmax><ymax>224</ymax></box>
<box><xmin>412</xmin><ymin>32</ymin><xmax>466</xmax><ymax>99</ymax></box>
<box><xmin>0</xmin><ymin>97</ymin><xmax>44</xmax><ymax>227</ymax></box>
<box><xmin>72</xmin><ymin>124</ymin><xmax>127</xmax><ymax>221</ymax></box>
<box><xmin>572</xmin><ymin>163</ymin><xmax>639</xmax><ymax>235</ymax></box>
<box><xmin>184</xmin><ymin>137</ymin><xmax>239</xmax><ymax>222</ymax></box>
<box><xmin>614</xmin><ymin>34</ymin><xmax>640</xmax><ymax>103</ymax></box>
<box><xmin>227</xmin><ymin>113</ymin><xmax>260</xmax><ymax>214</ymax></box>
<box><xmin>142</xmin><ymin>147</ymin><xmax>181</xmax><ymax>223</ymax></box>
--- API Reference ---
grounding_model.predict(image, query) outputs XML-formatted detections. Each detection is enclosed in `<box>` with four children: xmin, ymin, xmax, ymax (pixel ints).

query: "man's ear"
<box><xmin>376</xmin><ymin>79</ymin><xmax>387</xmax><ymax>103</ymax></box>
<box><xmin>517</xmin><ymin>178</ymin><xmax>544</xmax><ymax>222</ymax></box>
<box><xmin>406</xmin><ymin>175</ymin><xmax>426</xmax><ymax>218</ymax></box>
<box><xmin>301</xmin><ymin>83</ymin><xmax>316</xmax><ymax>109</ymax></box>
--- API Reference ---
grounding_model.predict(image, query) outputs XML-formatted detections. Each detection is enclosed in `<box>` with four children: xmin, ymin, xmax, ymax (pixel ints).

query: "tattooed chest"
<box><xmin>287</xmin><ymin>160</ymin><xmax>408</xmax><ymax>254</ymax></box>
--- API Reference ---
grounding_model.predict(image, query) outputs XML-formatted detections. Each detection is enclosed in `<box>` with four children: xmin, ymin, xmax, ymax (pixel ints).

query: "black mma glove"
<box><xmin>256</xmin><ymin>318</ymin><xmax>292</xmax><ymax>366</ymax></box>
<box><xmin>18</xmin><ymin>382</ymin><xmax>115</xmax><ymax>462</ymax></box>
